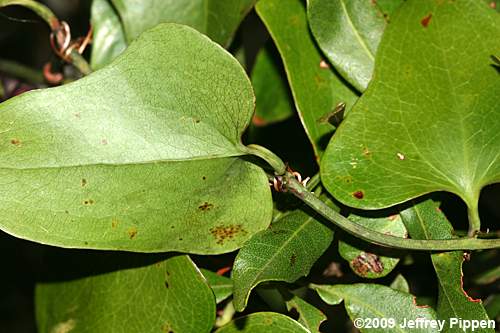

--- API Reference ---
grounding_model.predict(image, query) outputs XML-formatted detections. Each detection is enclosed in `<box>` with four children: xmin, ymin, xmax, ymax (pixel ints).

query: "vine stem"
<box><xmin>246</xmin><ymin>144</ymin><xmax>500</xmax><ymax>250</ymax></box>
<box><xmin>0</xmin><ymin>58</ymin><xmax>44</xmax><ymax>83</ymax></box>
<box><xmin>0</xmin><ymin>0</ymin><xmax>92</xmax><ymax>76</ymax></box>
<box><xmin>0</xmin><ymin>0</ymin><xmax>59</xmax><ymax>29</ymax></box>
<box><xmin>282</xmin><ymin>173</ymin><xmax>500</xmax><ymax>250</ymax></box>
<box><xmin>244</xmin><ymin>144</ymin><xmax>287</xmax><ymax>175</ymax></box>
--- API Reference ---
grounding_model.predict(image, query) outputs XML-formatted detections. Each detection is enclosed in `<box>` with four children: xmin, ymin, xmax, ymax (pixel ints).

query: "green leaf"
<box><xmin>251</xmin><ymin>43</ymin><xmax>294</xmax><ymax>126</ymax></box>
<box><xmin>111</xmin><ymin>0</ymin><xmax>256</xmax><ymax>47</ymax></box>
<box><xmin>256</xmin><ymin>0</ymin><xmax>358</xmax><ymax>159</ymax></box>
<box><xmin>232</xmin><ymin>204</ymin><xmax>334</xmax><ymax>311</ymax></box>
<box><xmin>321</xmin><ymin>0</ymin><xmax>500</xmax><ymax>228</ymax></box>
<box><xmin>0</xmin><ymin>24</ymin><xmax>272</xmax><ymax>253</ymax></box>
<box><xmin>390</xmin><ymin>274</ymin><xmax>410</xmax><ymax>293</ymax></box>
<box><xmin>201</xmin><ymin>269</ymin><xmax>233</xmax><ymax>304</ymax></box>
<box><xmin>484</xmin><ymin>294</ymin><xmax>500</xmax><ymax>320</ymax></box>
<box><xmin>36</xmin><ymin>254</ymin><xmax>215</xmax><ymax>333</ymax></box>
<box><xmin>400</xmin><ymin>200</ymin><xmax>493</xmax><ymax>333</ymax></box>
<box><xmin>474</xmin><ymin>265</ymin><xmax>500</xmax><ymax>285</ymax></box>
<box><xmin>307</xmin><ymin>0</ymin><xmax>386</xmax><ymax>91</ymax></box>
<box><xmin>312</xmin><ymin>283</ymin><xmax>438</xmax><ymax>333</ymax></box>
<box><xmin>90</xmin><ymin>0</ymin><xmax>127</xmax><ymax>70</ymax></box>
<box><xmin>215</xmin><ymin>312</ymin><xmax>309</xmax><ymax>333</ymax></box>
<box><xmin>484</xmin><ymin>0</ymin><xmax>499</xmax><ymax>13</ymax></box>
<box><xmin>375</xmin><ymin>0</ymin><xmax>404</xmax><ymax>19</ymax></box>
<box><xmin>339</xmin><ymin>214</ymin><xmax>406</xmax><ymax>278</ymax></box>
<box><xmin>284</xmin><ymin>293</ymin><xmax>326</xmax><ymax>333</ymax></box>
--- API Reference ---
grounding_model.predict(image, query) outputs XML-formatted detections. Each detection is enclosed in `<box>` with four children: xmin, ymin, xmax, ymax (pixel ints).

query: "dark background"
<box><xmin>0</xmin><ymin>1</ymin><xmax>499</xmax><ymax>332</ymax></box>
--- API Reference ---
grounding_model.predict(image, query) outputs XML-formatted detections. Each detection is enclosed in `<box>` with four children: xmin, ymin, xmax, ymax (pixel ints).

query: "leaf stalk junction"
<box><xmin>248</xmin><ymin>144</ymin><xmax>500</xmax><ymax>251</ymax></box>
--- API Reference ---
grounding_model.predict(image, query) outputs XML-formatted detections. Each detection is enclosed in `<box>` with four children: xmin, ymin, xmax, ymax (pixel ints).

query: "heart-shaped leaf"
<box><xmin>36</xmin><ymin>254</ymin><xmax>215</xmax><ymax>333</ymax></box>
<box><xmin>256</xmin><ymin>0</ymin><xmax>358</xmax><ymax>159</ymax></box>
<box><xmin>0</xmin><ymin>24</ymin><xmax>272</xmax><ymax>253</ymax></box>
<box><xmin>312</xmin><ymin>283</ymin><xmax>438</xmax><ymax>333</ymax></box>
<box><xmin>215</xmin><ymin>312</ymin><xmax>309</xmax><ymax>333</ymax></box>
<box><xmin>232</xmin><ymin>202</ymin><xmax>334</xmax><ymax>311</ymax></box>
<box><xmin>111</xmin><ymin>0</ymin><xmax>256</xmax><ymax>47</ymax></box>
<box><xmin>321</xmin><ymin>0</ymin><xmax>500</xmax><ymax>232</ymax></box>
<box><xmin>90</xmin><ymin>0</ymin><xmax>127</xmax><ymax>70</ymax></box>
<box><xmin>400</xmin><ymin>200</ymin><xmax>493</xmax><ymax>332</ymax></box>
<box><xmin>308</xmin><ymin>0</ymin><xmax>386</xmax><ymax>91</ymax></box>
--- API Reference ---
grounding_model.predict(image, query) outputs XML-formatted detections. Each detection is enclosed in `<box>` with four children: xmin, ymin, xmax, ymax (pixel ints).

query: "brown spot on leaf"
<box><xmin>351</xmin><ymin>252</ymin><xmax>384</xmax><ymax>276</ymax></box>
<box><xmin>74</xmin><ymin>112</ymin><xmax>81</xmax><ymax>118</ymax></box>
<box><xmin>83</xmin><ymin>199</ymin><xmax>94</xmax><ymax>205</ymax></box>
<box><xmin>210</xmin><ymin>224</ymin><xmax>246</xmax><ymax>245</ymax></box>
<box><xmin>290</xmin><ymin>254</ymin><xmax>297</xmax><ymax>266</ymax></box>
<box><xmin>490</xmin><ymin>1</ymin><xmax>496</xmax><ymax>9</ymax></box>
<box><xmin>81</xmin><ymin>178</ymin><xmax>87</xmax><ymax>187</ymax></box>
<box><xmin>314</xmin><ymin>74</ymin><xmax>326</xmax><ymax>87</ymax></box>
<box><xmin>198</xmin><ymin>202</ymin><xmax>214</xmax><ymax>211</ymax></box>
<box><xmin>164</xmin><ymin>281</ymin><xmax>169</xmax><ymax>288</ymax></box>
<box><xmin>421</xmin><ymin>13</ymin><xmax>432</xmax><ymax>27</ymax></box>
<box><xmin>353</xmin><ymin>191</ymin><xmax>364</xmax><ymax>199</ymax></box>
<box><xmin>127</xmin><ymin>227</ymin><xmax>137</xmax><ymax>239</ymax></box>
<box><xmin>10</xmin><ymin>138</ymin><xmax>21</xmax><ymax>146</ymax></box>
<box><xmin>202</xmin><ymin>176</ymin><xmax>207</xmax><ymax>180</ymax></box>
<box><xmin>362</xmin><ymin>146</ymin><xmax>371</xmax><ymax>158</ymax></box>
<box><xmin>111</xmin><ymin>219</ymin><xmax>119</xmax><ymax>228</ymax></box>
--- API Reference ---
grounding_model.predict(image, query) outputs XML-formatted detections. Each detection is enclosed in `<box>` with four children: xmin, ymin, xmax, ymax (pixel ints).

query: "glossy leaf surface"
<box><xmin>285</xmin><ymin>293</ymin><xmax>326</xmax><ymax>333</ymax></box>
<box><xmin>0</xmin><ymin>24</ymin><xmax>272</xmax><ymax>253</ymax></box>
<box><xmin>232</xmin><ymin>207</ymin><xmax>334</xmax><ymax>311</ymax></box>
<box><xmin>308</xmin><ymin>0</ymin><xmax>386</xmax><ymax>91</ymax></box>
<box><xmin>36</xmin><ymin>254</ymin><xmax>215</xmax><ymax>333</ymax></box>
<box><xmin>90</xmin><ymin>0</ymin><xmax>127</xmax><ymax>69</ymax></box>
<box><xmin>111</xmin><ymin>0</ymin><xmax>255</xmax><ymax>46</ymax></box>
<box><xmin>322</xmin><ymin>0</ymin><xmax>500</xmax><ymax>217</ymax></box>
<box><xmin>313</xmin><ymin>283</ymin><xmax>438</xmax><ymax>332</ymax></box>
<box><xmin>251</xmin><ymin>44</ymin><xmax>294</xmax><ymax>126</ymax></box>
<box><xmin>256</xmin><ymin>0</ymin><xmax>358</xmax><ymax>159</ymax></box>
<box><xmin>215</xmin><ymin>312</ymin><xmax>309</xmax><ymax>333</ymax></box>
<box><xmin>400</xmin><ymin>200</ymin><xmax>493</xmax><ymax>332</ymax></box>
<box><xmin>201</xmin><ymin>269</ymin><xmax>233</xmax><ymax>304</ymax></box>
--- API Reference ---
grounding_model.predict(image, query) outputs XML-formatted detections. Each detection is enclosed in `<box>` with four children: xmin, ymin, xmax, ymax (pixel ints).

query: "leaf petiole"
<box><xmin>282</xmin><ymin>173</ymin><xmax>500</xmax><ymax>251</ymax></box>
